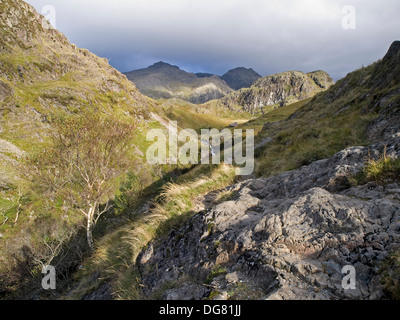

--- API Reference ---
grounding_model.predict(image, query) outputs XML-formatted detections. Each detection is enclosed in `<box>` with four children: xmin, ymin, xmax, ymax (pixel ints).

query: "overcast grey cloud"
<box><xmin>25</xmin><ymin>0</ymin><xmax>400</xmax><ymax>80</ymax></box>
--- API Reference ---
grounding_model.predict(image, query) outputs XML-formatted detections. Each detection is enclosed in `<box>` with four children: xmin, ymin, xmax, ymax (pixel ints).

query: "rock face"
<box><xmin>307</xmin><ymin>70</ymin><xmax>335</xmax><ymax>89</ymax></box>
<box><xmin>220</xmin><ymin>67</ymin><xmax>262</xmax><ymax>91</ymax></box>
<box><xmin>124</xmin><ymin>62</ymin><xmax>234</xmax><ymax>104</ymax></box>
<box><xmin>219</xmin><ymin>70</ymin><xmax>334</xmax><ymax>114</ymax></box>
<box><xmin>138</xmin><ymin>137</ymin><xmax>400</xmax><ymax>300</ymax></box>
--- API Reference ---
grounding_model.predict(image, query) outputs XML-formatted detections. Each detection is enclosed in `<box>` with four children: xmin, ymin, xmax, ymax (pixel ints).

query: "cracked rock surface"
<box><xmin>138</xmin><ymin>138</ymin><xmax>400</xmax><ymax>300</ymax></box>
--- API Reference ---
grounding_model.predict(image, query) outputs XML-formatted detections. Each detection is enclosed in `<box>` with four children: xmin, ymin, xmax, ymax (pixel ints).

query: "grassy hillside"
<box><xmin>156</xmin><ymin>98</ymin><xmax>252</xmax><ymax>132</ymax></box>
<box><xmin>247</xmin><ymin>59</ymin><xmax>398</xmax><ymax>177</ymax></box>
<box><xmin>0</xmin><ymin>0</ymin><xmax>159</xmax><ymax>298</ymax></box>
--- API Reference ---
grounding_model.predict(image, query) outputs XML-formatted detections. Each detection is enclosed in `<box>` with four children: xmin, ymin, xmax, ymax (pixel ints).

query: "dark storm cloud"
<box><xmin>25</xmin><ymin>0</ymin><xmax>400</xmax><ymax>80</ymax></box>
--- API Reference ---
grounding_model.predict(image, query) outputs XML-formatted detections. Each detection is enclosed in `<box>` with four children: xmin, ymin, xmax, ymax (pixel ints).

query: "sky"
<box><xmin>25</xmin><ymin>0</ymin><xmax>400</xmax><ymax>81</ymax></box>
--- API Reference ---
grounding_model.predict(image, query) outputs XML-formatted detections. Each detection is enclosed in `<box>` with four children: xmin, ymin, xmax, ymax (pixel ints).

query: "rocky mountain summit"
<box><xmin>124</xmin><ymin>62</ymin><xmax>234</xmax><ymax>104</ymax></box>
<box><xmin>136</xmin><ymin>42</ymin><xmax>400</xmax><ymax>300</ymax></box>
<box><xmin>219</xmin><ymin>70</ymin><xmax>334</xmax><ymax>114</ymax></box>
<box><xmin>220</xmin><ymin>67</ymin><xmax>262</xmax><ymax>91</ymax></box>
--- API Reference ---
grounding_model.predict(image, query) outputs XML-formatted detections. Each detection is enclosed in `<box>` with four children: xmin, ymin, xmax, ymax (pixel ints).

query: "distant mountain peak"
<box><xmin>149</xmin><ymin>61</ymin><xmax>179</xmax><ymax>70</ymax></box>
<box><xmin>221</xmin><ymin>67</ymin><xmax>262</xmax><ymax>90</ymax></box>
<box><xmin>230</xmin><ymin>67</ymin><xmax>256</xmax><ymax>72</ymax></box>
<box><xmin>123</xmin><ymin>62</ymin><xmax>233</xmax><ymax>103</ymax></box>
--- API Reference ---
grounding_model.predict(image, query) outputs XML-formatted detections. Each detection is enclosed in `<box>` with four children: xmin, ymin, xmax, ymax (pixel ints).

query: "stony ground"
<box><xmin>137</xmin><ymin>135</ymin><xmax>400</xmax><ymax>300</ymax></box>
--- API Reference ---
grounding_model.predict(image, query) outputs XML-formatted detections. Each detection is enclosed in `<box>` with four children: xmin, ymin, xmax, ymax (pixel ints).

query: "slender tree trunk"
<box><xmin>86</xmin><ymin>205</ymin><xmax>95</xmax><ymax>250</ymax></box>
<box><xmin>86</xmin><ymin>219</ymin><xmax>93</xmax><ymax>250</ymax></box>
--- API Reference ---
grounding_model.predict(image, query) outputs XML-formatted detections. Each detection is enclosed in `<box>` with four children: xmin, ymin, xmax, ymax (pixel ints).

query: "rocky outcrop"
<box><xmin>137</xmin><ymin>135</ymin><xmax>400</xmax><ymax>300</ymax></box>
<box><xmin>219</xmin><ymin>71</ymin><xmax>334</xmax><ymax>114</ymax></box>
<box><xmin>124</xmin><ymin>62</ymin><xmax>233</xmax><ymax>104</ymax></box>
<box><xmin>307</xmin><ymin>70</ymin><xmax>335</xmax><ymax>89</ymax></box>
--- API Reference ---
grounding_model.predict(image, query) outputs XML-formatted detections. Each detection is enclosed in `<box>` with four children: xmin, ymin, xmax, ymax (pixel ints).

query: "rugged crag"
<box><xmin>219</xmin><ymin>70</ymin><xmax>334</xmax><ymax>114</ymax></box>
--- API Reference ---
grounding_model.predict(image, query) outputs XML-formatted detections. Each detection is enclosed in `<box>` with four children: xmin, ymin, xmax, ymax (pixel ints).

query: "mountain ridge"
<box><xmin>124</xmin><ymin>61</ymin><xmax>333</xmax><ymax>109</ymax></box>
<box><xmin>216</xmin><ymin>69</ymin><xmax>335</xmax><ymax>114</ymax></box>
<box><xmin>124</xmin><ymin>61</ymin><xmax>234</xmax><ymax>104</ymax></box>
